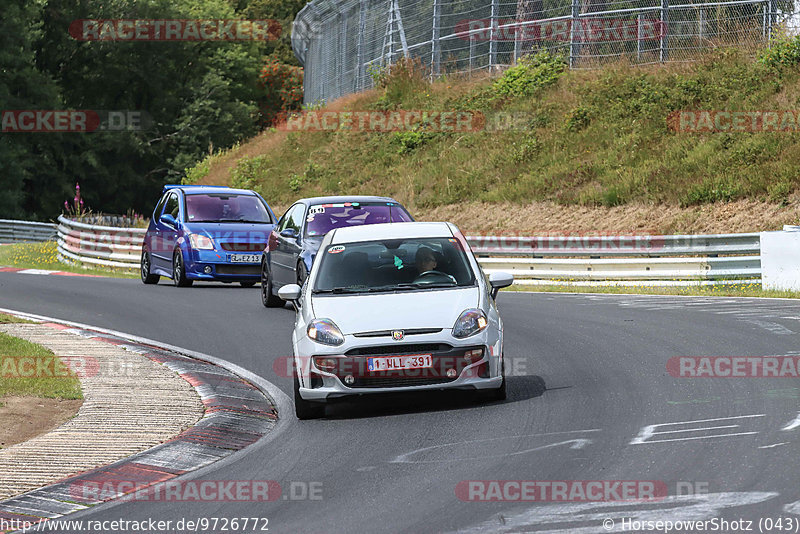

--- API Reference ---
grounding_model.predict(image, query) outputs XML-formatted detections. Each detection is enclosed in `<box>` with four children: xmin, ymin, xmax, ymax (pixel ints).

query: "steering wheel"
<box><xmin>413</xmin><ymin>270</ymin><xmax>457</xmax><ymax>284</ymax></box>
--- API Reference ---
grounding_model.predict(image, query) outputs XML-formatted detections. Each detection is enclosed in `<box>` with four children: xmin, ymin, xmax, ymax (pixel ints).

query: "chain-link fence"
<box><xmin>292</xmin><ymin>0</ymin><xmax>798</xmax><ymax>104</ymax></box>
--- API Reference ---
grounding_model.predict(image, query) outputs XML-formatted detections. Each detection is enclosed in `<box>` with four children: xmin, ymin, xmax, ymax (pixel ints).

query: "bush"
<box><xmin>374</xmin><ymin>57</ymin><xmax>430</xmax><ymax>110</ymax></box>
<box><xmin>492</xmin><ymin>52</ymin><xmax>566</xmax><ymax>98</ymax></box>
<box><xmin>565</xmin><ymin>105</ymin><xmax>592</xmax><ymax>132</ymax></box>
<box><xmin>759</xmin><ymin>36</ymin><xmax>800</xmax><ymax>68</ymax></box>
<box><xmin>231</xmin><ymin>155</ymin><xmax>271</xmax><ymax>191</ymax></box>
<box><xmin>393</xmin><ymin>131</ymin><xmax>439</xmax><ymax>155</ymax></box>
<box><xmin>259</xmin><ymin>57</ymin><xmax>304</xmax><ymax>126</ymax></box>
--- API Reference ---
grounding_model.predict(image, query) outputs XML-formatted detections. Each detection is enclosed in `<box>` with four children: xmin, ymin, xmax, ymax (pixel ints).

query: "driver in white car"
<box><xmin>415</xmin><ymin>246</ymin><xmax>438</xmax><ymax>274</ymax></box>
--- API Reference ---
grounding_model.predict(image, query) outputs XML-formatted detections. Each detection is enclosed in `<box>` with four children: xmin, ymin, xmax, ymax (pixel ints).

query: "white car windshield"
<box><xmin>313</xmin><ymin>237</ymin><xmax>476</xmax><ymax>294</ymax></box>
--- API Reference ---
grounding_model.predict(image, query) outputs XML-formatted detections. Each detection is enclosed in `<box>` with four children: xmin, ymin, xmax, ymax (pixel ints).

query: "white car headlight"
<box><xmin>189</xmin><ymin>233</ymin><xmax>215</xmax><ymax>250</ymax></box>
<box><xmin>307</xmin><ymin>319</ymin><xmax>345</xmax><ymax>346</ymax></box>
<box><xmin>452</xmin><ymin>308</ymin><xmax>488</xmax><ymax>339</ymax></box>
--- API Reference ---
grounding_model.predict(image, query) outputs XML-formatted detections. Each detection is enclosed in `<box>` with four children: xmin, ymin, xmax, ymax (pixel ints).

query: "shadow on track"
<box><xmin>321</xmin><ymin>375</ymin><xmax>547</xmax><ymax>420</ymax></box>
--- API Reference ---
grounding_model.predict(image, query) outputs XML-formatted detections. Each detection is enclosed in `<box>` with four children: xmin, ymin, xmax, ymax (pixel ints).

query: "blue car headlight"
<box><xmin>189</xmin><ymin>233</ymin><xmax>215</xmax><ymax>250</ymax></box>
<box><xmin>307</xmin><ymin>319</ymin><xmax>345</xmax><ymax>346</ymax></box>
<box><xmin>452</xmin><ymin>308</ymin><xmax>488</xmax><ymax>339</ymax></box>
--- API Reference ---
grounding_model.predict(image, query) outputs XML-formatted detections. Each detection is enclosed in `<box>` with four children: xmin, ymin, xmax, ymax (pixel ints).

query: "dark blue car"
<box><xmin>260</xmin><ymin>196</ymin><xmax>413</xmax><ymax>307</ymax></box>
<box><xmin>141</xmin><ymin>185</ymin><xmax>277</xmax><ymax>287</ymax></box>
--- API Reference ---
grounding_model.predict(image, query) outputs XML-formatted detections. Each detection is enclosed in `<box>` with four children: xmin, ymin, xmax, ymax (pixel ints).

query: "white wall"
<box><xmin>761</xmin><ymin>230</ymin><xmax>800</xmax><ymax>291</ymax></box>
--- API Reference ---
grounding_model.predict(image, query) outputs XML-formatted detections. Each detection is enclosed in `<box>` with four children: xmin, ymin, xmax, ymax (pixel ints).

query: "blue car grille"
<box><xmin>220</xmin><ymin>242</ymin><xmax>265</xmax><ymax>252</ymax></box>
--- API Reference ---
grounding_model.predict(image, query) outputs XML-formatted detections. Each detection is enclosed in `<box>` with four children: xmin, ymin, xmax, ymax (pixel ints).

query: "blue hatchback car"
<box><xmin>260</xmin><ymin>196</ymin><xmax>413</xmax><ymax>306</ymax></box>
<box><xmin>140</xmin><ymin>185</ymin><xmax>277</xmax><ymax>287</ymax></box>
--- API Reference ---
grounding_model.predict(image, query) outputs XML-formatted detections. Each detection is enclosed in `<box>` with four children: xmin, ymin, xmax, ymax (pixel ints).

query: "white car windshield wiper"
<box><xmin>312</xmin><ymin>287</ymin><xmax>364</xmax><ymax>294</ymax></box>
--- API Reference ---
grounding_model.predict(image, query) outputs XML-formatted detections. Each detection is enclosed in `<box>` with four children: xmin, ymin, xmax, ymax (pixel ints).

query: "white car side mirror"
<box><xmin>488</xmin><ymin>272</ymin><xmax>513</xmax><ymax>299</ymax></box>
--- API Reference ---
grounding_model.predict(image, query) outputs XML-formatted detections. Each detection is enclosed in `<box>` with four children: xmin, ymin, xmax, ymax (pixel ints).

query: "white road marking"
<box><xmin>781</xmin><ymin>413</ymin><xmax>800</xmax><ymax>431</ymax></box>
<box><xmin>630</xmin><ymin>414</ymin><xmax>765</xmax><ymax>445</ymax></box>
<box><xmin>390</xmin><ymin>430</ymin><xmax>600</xmax><ymax>464</ymax></box>
<box><xmin>17</xmin><ymin>269</ymin><xmax>55</xmax><ymax>275</ymax></box>
<box><xmin>785</xmin><ymin>500</ymin><xmax>800</xmax><ymax>516</ymax></box>
<box><xmin>453</xmin><ymin>492</ymin><xmax>779</xmax><ymax>534</ymax></box>
<box><xmin>758</xmin><ymin>442</ymin><xmax>789</xmax><ymax>449</ymax></box>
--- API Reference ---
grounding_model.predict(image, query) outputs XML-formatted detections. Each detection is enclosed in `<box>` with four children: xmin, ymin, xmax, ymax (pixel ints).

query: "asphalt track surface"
<box><xmin>2</xmin><ymin>271</ymin><xmax>800</xmax><ymax>533</ymax></box>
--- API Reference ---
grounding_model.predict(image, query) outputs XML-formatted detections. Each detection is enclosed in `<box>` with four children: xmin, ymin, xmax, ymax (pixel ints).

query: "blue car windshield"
<box><xmin>312</xmin><ymin>237</ymin><xmax>475</xmax><ymax>294</ymax></box>
<box><xmin>305</xmin><ymin>203</ymin><xmax>412</xmax><ymax>237</ymax></box>
<box><xmin>185</xmin><ymin>194</ymin><xmax>272</xmax><ymax>223</ymax></box>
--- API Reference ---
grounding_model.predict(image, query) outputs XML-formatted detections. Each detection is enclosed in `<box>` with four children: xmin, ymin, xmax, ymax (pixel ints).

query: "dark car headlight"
<box><xmin>452</xmin><ymin>308</ymin><xmax>488</xmax><ymax>339</ymax></box>
<box><xmin>307</xmin><ymin>319</ymin><xmax>345</xmax><ymax>346</ymax></box>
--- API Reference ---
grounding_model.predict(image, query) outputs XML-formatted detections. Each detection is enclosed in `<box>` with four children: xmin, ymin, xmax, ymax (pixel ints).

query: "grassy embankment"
<box><xmin>186</xmin><ymin>43</ymin><xmax>800</xmax><ymax>236</ymax></box>
<box><xmin>0</xmin><ymin>313</ymin><xmax>83</xmax><ymax>406</ymax></box>
<box><xmin>0</xmin><ymin>241</ymin><xmax>137</xmax><ymax>279</ymax></box>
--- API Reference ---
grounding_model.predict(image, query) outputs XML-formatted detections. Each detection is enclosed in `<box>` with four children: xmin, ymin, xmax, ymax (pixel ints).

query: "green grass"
<box><xmin>0</xmin><ymin>242</ymin><xmax>137</xmax><ymax>279</ymax></box>
<box><xmin>0</xmin><ymin>313</ymin><xmax>34</xmax><ymax>324</ymax></box>
<box><xmin>506</xmin><ymin>282</ymin><xmax>800</xmax><ymax>299</ymax></box>
<box><xmin>0</xmin><ymin>332</ymin><xmax>83</xmax><ymax>400</ymax></box>
<box><xmin>189</xmin><ymin>45</ymin><xmax>800</xmax><ymax>212</ymax></box>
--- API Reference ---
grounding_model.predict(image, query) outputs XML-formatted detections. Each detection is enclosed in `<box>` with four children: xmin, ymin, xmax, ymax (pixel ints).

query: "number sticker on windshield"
<box><xmin>328</xmin><ymin>245</ymin><xmax>345</xmax><ymax>254</ymax></box>
<box><xmin>309</xmin><ymin>206</ymin><xmax>325</xmax><ymax>214</ymax></box>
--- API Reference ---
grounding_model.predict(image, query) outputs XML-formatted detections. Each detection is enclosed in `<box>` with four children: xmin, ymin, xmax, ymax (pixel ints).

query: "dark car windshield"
<box><xmin>312</xmin><ymin>237</ymin><xmax>475</xmax><ymax>294</ymax></box>
<box><xmin>305</xmin><ymin>202</ymin><xmax>412</xmax><ymax>237</ymax></box>
<box><xmin>185</xmin><ymin>194</ymin><xmax>272</xmax><ymax>223</ymax></box>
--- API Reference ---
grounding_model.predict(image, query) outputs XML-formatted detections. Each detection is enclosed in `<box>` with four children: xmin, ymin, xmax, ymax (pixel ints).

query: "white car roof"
<box><xmin>328</xmin><ymin>222</ymin><xmax>455</xmax><ymax>244</ymax></box>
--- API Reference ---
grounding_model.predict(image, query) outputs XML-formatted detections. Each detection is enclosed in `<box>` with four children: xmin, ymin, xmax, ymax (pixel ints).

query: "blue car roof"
<box><xmin>162</xmin><ymin>184</ymin><xmax>257</xmax><ymax>196</ymax></box>
<box><xmin>296</xmin><ymin>195</ymin><xmax>403</xmax><ymax>205</ymax></box>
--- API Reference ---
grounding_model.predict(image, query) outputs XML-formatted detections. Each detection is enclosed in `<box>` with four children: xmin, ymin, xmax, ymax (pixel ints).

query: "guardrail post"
<box><xmin>637</xmin><ymin>13</ymin><xmax>642</xmax><ymax>61</ymax></box>
<box><xmin>469</xmin><ymin>34</ymin><xmax>476</xmax><ymax>75</ymax></box>
<box><xmin>489</xmin><ymin>0</ymin><xmax>498</xmax><ymax>69</ymax></box>
<box><xmin>660</xmin><ymin>0</ymin><xmax>669</xmax><ymax>62</ymax></box>
<box><xmin>766</xmin><ymin>0</ymin><xmax>774</xmax><ymax>43</ymax></box>
<box><xmin>570</xmin><ymin>0</ymin><xmax>580</xmax><ymax>68</ymax></box>
<box><xmin>338</xmin><ymin>12</ymin><xmax>346</xmax><ymax>98</ymax></box>
<box><xmin>356</xmin><ymin>0</ymin><xmax>366</xmax><ymax>90</ymax></box>
<box><xmin>431</xmin><ymin>0</ymin><xmax>441</xmax><ymax>79</ymax></box>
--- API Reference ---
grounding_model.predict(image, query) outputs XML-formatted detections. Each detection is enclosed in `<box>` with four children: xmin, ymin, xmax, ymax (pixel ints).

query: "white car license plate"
<box><xmin>367</xmin><ymin>354</ymin><xmax>433</xmax><ymax>372</ymax></box>
<box><xmin>230</xmin><ymin>254</ymin><xmax>260</xmax><ymax>263</ymax></box>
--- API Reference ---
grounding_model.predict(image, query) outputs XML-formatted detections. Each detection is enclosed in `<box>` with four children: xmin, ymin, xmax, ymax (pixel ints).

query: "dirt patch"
<box><xmin>421</xmin><ymin>198</ymin><xmax>800</xmax><ymax>235</ymax></box>
<box><xmin>0</xmin><ymin>397</ymin><xmax>82</xmax><ymax>449</ymax></box>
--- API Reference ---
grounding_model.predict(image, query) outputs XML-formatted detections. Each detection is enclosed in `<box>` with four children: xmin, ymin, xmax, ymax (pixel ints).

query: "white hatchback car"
<box><xmin>278</xmin><ymin>221</ymin><xmax>513</xmax><ymax>419</ymax></box>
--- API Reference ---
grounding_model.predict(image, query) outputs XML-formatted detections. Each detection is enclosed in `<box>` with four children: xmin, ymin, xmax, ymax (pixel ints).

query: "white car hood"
<box><xmin>310</xmin><ymin>287</ymin><xmax>481</xmax><ymax>334</ymax></box>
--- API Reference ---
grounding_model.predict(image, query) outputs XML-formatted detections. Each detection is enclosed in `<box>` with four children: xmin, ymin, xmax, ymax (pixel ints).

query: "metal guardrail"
<box><xmin>26</xmin><ymin>216</ymin><xmax>761</xmax><ymax>283</ymax></box>
<box><xmin>466</xmin><ymin>232</ymin><xmax>761</xmax><ymax>284</ymax></box>
<box><xmin>56</xmin><ymin>215</ymin><xmax>145</xmax><ymax>271</ymax></box>
<box><xmin>0</xmin><ymin>219</ymin><xmax>57</xmax><ymax>243</ymax></box>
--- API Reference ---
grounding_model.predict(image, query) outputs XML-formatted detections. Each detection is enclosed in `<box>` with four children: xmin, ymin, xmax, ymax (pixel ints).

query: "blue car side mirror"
<box><xmin>280</xmin><ymin>228</ymin><xmax>298</xmax><ymax>239</ymax></box>
<box><xmin>160</xmin><ymin>214</ymin><xmax>178</xmax><ymax>228</ymax></box>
